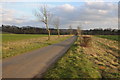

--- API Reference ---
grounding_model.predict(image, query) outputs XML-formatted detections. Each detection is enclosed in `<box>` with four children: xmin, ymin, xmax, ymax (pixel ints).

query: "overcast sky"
<box><xmin>0</xmin><ymin>0</ymin><xmax>119</xmax><ymax>30</ymax></box>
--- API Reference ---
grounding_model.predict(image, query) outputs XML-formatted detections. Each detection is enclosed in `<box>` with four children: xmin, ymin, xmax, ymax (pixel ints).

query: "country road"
<box><xmin>2</xmin><ymin>36</ymin><xmax>77</xmax><ymax>78</ymax></box>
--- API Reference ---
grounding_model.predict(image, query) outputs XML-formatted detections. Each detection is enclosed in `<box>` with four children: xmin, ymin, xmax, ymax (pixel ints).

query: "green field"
<box><xmin>2</xmin><ymin>34</ymin><xmax>48</xmax><ymax>42</ymax></box>
<box><xmin>96</xmin><ymin>35</ymin><xmax>119</xmax><ymax>41</ymax></box>
<box><xmin>2</xmin><ymin>34</ymin><xmax>70</xmax><ymax>58</ymax></box>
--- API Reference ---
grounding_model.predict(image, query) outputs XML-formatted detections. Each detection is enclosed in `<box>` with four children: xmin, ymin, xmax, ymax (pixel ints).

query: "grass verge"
<box><xmin>43</xmin><ymin>38</ymin><xmax>101</xmax><ymax>78</ymax></box>
<box><xmin>44</xmin><ymin>36</ymin><xmax>120</xmax><ymax>78</ymax></box>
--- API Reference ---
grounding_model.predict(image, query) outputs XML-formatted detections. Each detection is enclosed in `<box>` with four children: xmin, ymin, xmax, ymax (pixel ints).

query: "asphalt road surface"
<box><xmin>2</xmin><ymin>36</ymin><xmax>77</xmax><ymax>78</ymax></box>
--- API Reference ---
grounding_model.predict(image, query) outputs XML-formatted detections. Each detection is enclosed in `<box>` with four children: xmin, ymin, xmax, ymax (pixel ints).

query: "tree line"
<box><xmin>1</xmin><ymin>25</ymin><xmax>75</xmax><ymax>35</ymax></box>
<box><xmin>1</xmin><ymin>25</ymin><xmax>119</xmax><ymax>35</ymax></box>
<box><xmin>83</xmin><ymin>28</ymin><xmax>120</xmax><ymax>35</ymax></box>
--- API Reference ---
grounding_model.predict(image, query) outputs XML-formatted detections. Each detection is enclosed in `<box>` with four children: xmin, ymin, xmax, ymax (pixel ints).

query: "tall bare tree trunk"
<box><xmin>57</xmin><ymin>29</ymin><xmax>60</xmax><ymax>38</ymax></box>
<box><xmin>35</xmin><ymin>5</ymin><xmax>52</xmax><ymax>41</ymax></box>
<box><xmin>79</xmin><ymin>30</ymin><xmax>82</xmax><ymax>44</ymax></box>
<box><xmin>77</xmin><ymin>27</ymin><xmax>82</xmax><ymax>45</ymax></box>
<box><xmin>46</xmin><ymin>23</ymin><xmax>50</xmax><ymax>40</ymax></box>
<box><xmin>48</xmin><ymin>29</ymin><xmax>50</xmax><ymax>40</ymax></box>
<box><xmin>52</xmin><ymin>17</ymin><xmax>60</xmax><ymax>38</ymax></box>
<box><xmin>69</xmin><ymin>25</ymin><xmax>72</xmax><ymax>35</ymax></box>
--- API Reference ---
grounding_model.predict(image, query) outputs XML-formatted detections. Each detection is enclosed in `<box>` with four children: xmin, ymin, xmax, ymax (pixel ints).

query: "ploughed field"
<box><xmin>44</xmin><ymin>35</ymin><xmax>120</xmax><ymax>78</ymax></box>
<box><xmin>2</xmin><ymin>34</ymin><xmax>70</xmax><ymax>58</ymax></box>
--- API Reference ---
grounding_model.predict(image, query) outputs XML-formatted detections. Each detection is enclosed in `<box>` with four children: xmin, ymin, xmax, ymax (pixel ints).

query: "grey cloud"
<box><xmin>50</xmin><ymin>2</ymin><xmax>118</xmax><ymax>29</ymax></box>
<box><xmin>2</xmin><ymin>2</ymin><xmax>118</xmax><ymax>29</ymax></box>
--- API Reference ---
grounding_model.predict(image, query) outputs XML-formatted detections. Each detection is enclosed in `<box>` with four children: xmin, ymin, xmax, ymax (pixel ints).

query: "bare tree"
<box><xmin>69</xmin><ymin>25</ymin><xmax>73</xmax><ymax>35</ymax></box>
<box><xmin>53</xmin><ymin>17</ymin><xmax>60</xmax><ymax>38</ymax></box>
<box><xmin>77</xmin><ymin>26</ymin><xmax>82</xmax><ymax>43</ymax></box>
<box><xmin>35</xmin><ymin>5</ymin><xmax>52</xmax><ymax>40</ymax></box>
<box><xmin>77</xmin><ymin>26</ymin><xmax>81</xmax><ymax>36</ymax></box>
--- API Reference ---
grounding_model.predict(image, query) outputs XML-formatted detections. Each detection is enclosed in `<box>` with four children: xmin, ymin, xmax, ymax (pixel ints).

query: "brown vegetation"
<box><xmin>80</xmin><ymin>36</ymin><xmax>92</xmax><ymax>47</ymax></box>
<box><xmin>82</xmin><ymin>36</ymin><xmax>119</xmax><ymax>78</ymax></box>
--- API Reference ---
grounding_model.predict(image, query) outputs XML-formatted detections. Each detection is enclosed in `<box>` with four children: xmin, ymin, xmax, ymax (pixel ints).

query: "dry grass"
<box><xmin>82</xmin><ymin>35</ymin><xmax>120</xmax><ymax>78</ymax></box>
<box><xmin>44</xmin><ymin>35</ymin><xmax>120</xmax><ymax>78</ymax></box>
<box><xmin>44</xmin><ymin>39</ymin><xmax>101</xmax><ymax>78</ymax></box>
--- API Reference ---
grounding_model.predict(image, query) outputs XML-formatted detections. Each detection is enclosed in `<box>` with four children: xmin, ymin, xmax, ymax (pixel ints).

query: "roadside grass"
<box><xmin>2</xmin><ymin>34</ymin><xmax>70</xmax><ymax>58</ymax></box>
<box><xmin>44</xmin><ymin>39</ymin><xmax>101</xmax><ymax>78</ymax></box>
<box><xmin>44</xmin><ymin>35</ymin><xmax>120</xmax><ymax>78</ymax></box>
<box><xmin>96</xmin><ymin>35</ymin><xmax>120</xmax><ymax>41</ymax></box>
